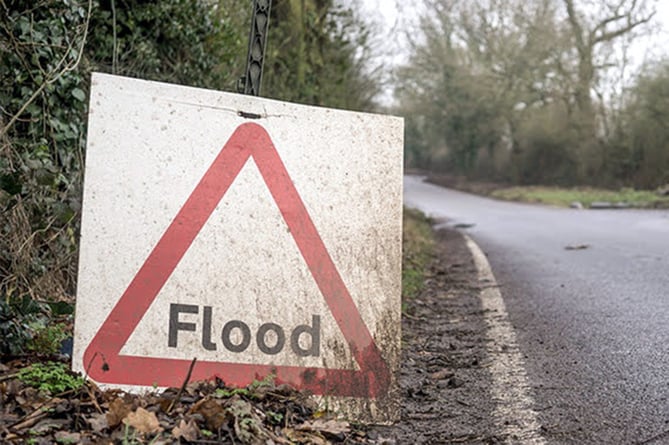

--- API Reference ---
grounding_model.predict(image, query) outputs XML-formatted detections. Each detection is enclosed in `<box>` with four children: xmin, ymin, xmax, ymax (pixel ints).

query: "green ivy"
<box><xmin>1</xmin><ymin>0</ymin><xmax>90</xmax><ymax>312</ymax></box>
<box><xmin>0</xmin><ymin>1</ymin><xmax>247</xmax><ymax>350</ymax></box>
<box><xmin>0</xmin><ymin>0</ymin><xmax>381</xmax><ymax>357</ymax></box>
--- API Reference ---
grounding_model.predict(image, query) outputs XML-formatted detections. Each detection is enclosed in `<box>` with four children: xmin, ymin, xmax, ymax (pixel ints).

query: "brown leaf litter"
<box><xmin>0</xmin><ymin>360</ymin><xmax>372</xmax><ymax>444</ymax></box>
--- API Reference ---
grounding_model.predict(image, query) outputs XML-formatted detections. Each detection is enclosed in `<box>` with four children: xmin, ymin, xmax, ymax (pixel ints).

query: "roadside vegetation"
<box><xmin>491</xmin><ymin>186</ymin><xmax>669</xmax><ymax>208</ymax></box>
<box><xmin>0</xmin><ymin>2</ymin><xmax>424</xmax><ymax>433</ymax></box>
<box><xmin>0</xmin><ymin>0</ymin><xmax>382</xmax><ymax>357</ymax></box>
<box><xmin>401</xmin><ymin>208</ymin><xmax>434</xmax><ymax>303</ymax></box>
<box><xmin>0</xmin><ymin>2</ymin><xmax>390</xmax><ymax>440</ymax></box>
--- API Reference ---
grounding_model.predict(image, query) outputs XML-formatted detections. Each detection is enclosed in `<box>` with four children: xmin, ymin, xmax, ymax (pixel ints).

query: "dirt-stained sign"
<box><xmin>73</xmin><ymin>73</ymin><xmax>403</xmax><ymax>421</ymax></box>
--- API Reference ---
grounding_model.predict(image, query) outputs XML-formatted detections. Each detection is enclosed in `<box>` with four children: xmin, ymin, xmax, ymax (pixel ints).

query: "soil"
<box><xmin>367</xmin><ymin>228</ymin><xmax>503</xmax><ymax>444</ymax></box>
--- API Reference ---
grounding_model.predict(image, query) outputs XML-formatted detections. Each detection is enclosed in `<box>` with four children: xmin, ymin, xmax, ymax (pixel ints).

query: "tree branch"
<box><xmin>563</xmin><ymin>0</ymin><xmax>587</xmax><ymax>55</ymax></box>
<box><xmin>593</xmin><ymin>12</ymin><xmax>655</xmax><ymax>44</ymax></box>
<box><xmin>591</xmin><ymin>13</ymin><xmax>626</xmax><ymax>40</ymax></box>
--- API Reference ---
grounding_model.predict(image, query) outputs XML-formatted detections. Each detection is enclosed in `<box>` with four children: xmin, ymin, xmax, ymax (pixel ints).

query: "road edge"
<box><xmin>463</xmin><ymin>235</ymin><xmax>547</xmax><ymax>444</ymax></box>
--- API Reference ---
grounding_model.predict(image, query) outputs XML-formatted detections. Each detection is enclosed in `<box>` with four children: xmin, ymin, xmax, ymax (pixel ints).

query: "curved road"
<box><xmin>404</xmin><ymin>176</ymin><xmax>669</xmax><ymax>444</ymax></box>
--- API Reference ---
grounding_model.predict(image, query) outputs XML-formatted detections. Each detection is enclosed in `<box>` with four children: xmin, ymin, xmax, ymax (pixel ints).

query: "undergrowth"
<box><xmin>0</xmin><ymin>297</ymin><xmax>71</xmax><ymax>355</ymax></box>
<box><xmin>402</xmin><ymin>207</ymin><xmax>434</xmax><ymax>303</ymax></box>
<box><xmin>17</xmin><ymin>361</ymin><xmax>84</xmax><ymax>395</ymax></box>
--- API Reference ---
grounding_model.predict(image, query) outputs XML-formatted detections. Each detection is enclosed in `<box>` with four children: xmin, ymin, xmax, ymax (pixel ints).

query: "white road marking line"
<box><xmin>464</xmin><ymin>235</ymin><xmax>547</xmax><ymax>444</ymax></box>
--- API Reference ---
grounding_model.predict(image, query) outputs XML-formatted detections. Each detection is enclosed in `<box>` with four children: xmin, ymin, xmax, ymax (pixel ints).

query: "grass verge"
<box><xmin>491</xmin><ymin>186</ymin><xmax>669</xmax><ymax>208</ymax></box>
<box><xmin>402</xmin><ymin>207</ymin><xmax>434</xmax><ymax>303</ymax></box>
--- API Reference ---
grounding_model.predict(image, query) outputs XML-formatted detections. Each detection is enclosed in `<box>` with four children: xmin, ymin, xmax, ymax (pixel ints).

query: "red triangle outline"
<box><xmin>82</xmin><ymin>122</ymin><xmax>391</xmax><ymax>398</ymax></box>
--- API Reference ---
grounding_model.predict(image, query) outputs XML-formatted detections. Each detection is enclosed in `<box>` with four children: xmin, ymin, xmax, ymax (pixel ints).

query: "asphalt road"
<box><xmin>403</xmin><ymin>176</ymin><xmax>669</xmax><ymax>444</ymax></box>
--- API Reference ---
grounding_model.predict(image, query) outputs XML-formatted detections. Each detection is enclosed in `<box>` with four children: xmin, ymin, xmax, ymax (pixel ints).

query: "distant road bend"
<box><xmin>403</xmin><ymin>175</ymin><xmax>669</xmax><ymax>445</ymax></box>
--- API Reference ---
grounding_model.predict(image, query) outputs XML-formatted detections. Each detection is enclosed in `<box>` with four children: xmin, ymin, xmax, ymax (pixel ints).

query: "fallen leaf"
<box><xmin>429</xmin><ymin>369</ymin><xmax>454</xmax><ymax>380</ymax></box>
<box><xmin>158</xmin><ymin>397</ymin><xmax>174</xmax><ymax>413</ymax></box>
<box><xmin>297</xmin><ymin>418</ymin><xmax>350</xmax><ymax>438</ymax></box>
<box><xmin>227</xmin><ymin>398</ymin><xmax>267</xmax><ymax>443</ymax></box>
<box><xmin>87</xmin><ymin>412</ymin><xmax>108</xmax><ymax>432</ymax></box>
<box><xmin>53</xmin><ymin>398</ymin><xmax>70</xmax><ymax>414</ymax></box>
<box><xmin>172</xmin><ymin>418</ymin><xmax>199</xmax><ymax>442</ymax></box>
<box><xmin>106</xmin><ymin>397</ymin><xmax>131</xmax><ymax>428</ymax></box>
<box><xmin>191</xmin><ymin>398</ymin><xmax>227</xmax><ymax>430</ymax></box>
<box><xmin>283</xmin><ymin>427</ymin><xmax>328</xmax><ymax>445</ymax></box>
<box><xmin>4</xmin><ymin>379</ymin><xmax>21</xmax><ymax>396</ymax></box>
<box><xmin>54</xmin><ymin>431</ymin><xmax>81</xmax><ymax>443</ymax></box>
<box><xmin>123</xmin><ymin>407</ymin><xmax>162</xmax><ymax>435</ymax></box>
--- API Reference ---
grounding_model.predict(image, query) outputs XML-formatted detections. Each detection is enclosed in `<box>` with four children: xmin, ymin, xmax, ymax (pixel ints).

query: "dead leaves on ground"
<box><xmin>123</xmin><ymin>406</ymin><xmax>162</xmax><ymax>435</ymax></box>
<box><xmin>0</xmin><ymin>360</ymin><xmax>366</xmax><ymax>444</ymax></box>
<box><xmin>172</xmin><ymin>418</ymin><xmax>198</xmax><ymax>442</ymax></box>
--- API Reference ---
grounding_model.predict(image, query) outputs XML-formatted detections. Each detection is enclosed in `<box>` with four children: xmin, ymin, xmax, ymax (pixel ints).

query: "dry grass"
<box><xmin>1</xmin><ymin>191</ymin><xmax>75</xmax><ymax>305</ymax></box>
<box><xmin>402</xmin><ymin>208</ymin><xmax>434</xmax><ymax>301</ymax></box>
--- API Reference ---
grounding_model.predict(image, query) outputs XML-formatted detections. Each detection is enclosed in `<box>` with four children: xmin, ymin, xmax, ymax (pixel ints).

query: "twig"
<box><xmin>10</xmin><ymin>410</ymin><xmax>49</xmax><ymax>431</ymax></box>
<box><xmin>402</xmin><ymin>311</ymin><xmax>422</xmax><ymax>321</ymax></box>
<box><xmin>0</xmin><ymin>372</ymin><xmax>19</xmax><ymax>382</ymax></box>
<box><xmin>0</xmin><ymin>80</ymin><xmax>48</xmax><ymax>139</ymax></box>
<box><xmin>49</xmin><ymin>0</ymin><xmax>93</xmax><ymax>79</ymax></box>
<box><xmin>10</xmin><ymin>398</ymin><xmax>57</xmax><ymax>430</ymax></box>
<box><xmin>166</xmin><ymin>357</ymin><xmax>197</xmax><ymax>414</ymax></box>
<box><xmin>81</xmin><ymin>380</ymin><xmax>104</xmax><ymax>414</ymax></box>
<box><xmin>17</xmin><ymin>215</ymin><xmax>58</xmax><ymax>255</ymax></box>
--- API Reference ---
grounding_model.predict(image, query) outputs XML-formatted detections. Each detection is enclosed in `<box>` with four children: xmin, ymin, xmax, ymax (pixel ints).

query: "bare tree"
<box><xmin>397</xmin><ymin>0</ymin><xmax>662</xmax><ymax>185</ymax></box>
<box><xmin>563</xmin><ymin>0</ymin><xmax>655</xmax><ymax>121</ymax></box>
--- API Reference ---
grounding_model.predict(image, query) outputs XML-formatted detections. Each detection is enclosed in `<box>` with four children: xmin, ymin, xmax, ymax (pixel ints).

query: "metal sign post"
<box><xmin>238</xmin><ymin>0</ymin><xmax>272</xmax><ymax>96</ymax></box>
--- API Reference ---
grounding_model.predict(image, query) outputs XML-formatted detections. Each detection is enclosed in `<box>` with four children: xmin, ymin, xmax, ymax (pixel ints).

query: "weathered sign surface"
<box><xmin>73</xmin><ymin>73</ymin><xmax>403</xmax><ymax>421</ymax></box>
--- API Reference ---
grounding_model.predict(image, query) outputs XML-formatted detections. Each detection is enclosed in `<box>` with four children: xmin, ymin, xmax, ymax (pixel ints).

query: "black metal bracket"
<box><xmin>238</xmin><ymin>0</ymin><xmax>272</xmax><ymax>96</ymax></box>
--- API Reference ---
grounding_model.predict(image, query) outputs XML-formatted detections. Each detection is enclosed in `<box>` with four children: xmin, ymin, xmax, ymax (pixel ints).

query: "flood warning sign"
<box><xmin>73</xmin><ymin>73</ymin><xmax>403</xmax><ymax>421</ymax></box>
